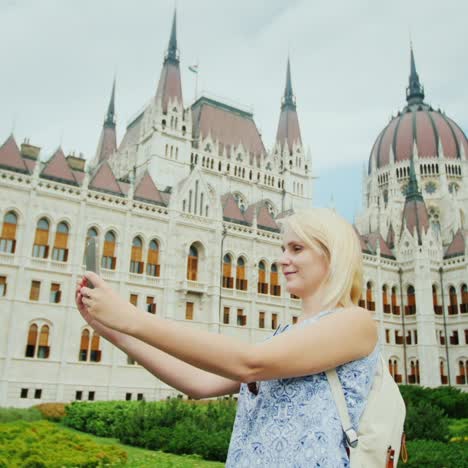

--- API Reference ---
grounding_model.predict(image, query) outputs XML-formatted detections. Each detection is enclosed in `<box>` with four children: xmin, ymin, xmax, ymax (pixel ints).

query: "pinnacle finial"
<box><xmin>166</xmin><ymin>9</ymin><xmax>179</xmax><ymax>62</ymax></box>
<box><xmin>282</xmin><ymin>57</ymin><xmax>296</xmax><ymax>108</ymax></box>
<box><xmin>406</xmin><ymin>43</ymin><xmax>424</xmax><ymax>104</ymax></box>
<box><xmin>406</xmin><ymin>151</ymin><xmax>422</xmax><ymax>201</ymax></box>
<box><xmin>105</xmin><ymin>77</ymin><xmax>116</xmax><ymax>127</ymax></box>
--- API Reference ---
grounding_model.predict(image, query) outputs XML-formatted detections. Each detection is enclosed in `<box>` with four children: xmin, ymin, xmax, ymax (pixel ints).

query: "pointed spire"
<box><xmin>166</xmin><ymin>9</ymin><xmax>179</xmax><ymax>63</ymax></box>
<box><xmin>105</xmin><ymin>77</ymin><xmax>116</xmax><ymax>128</ymax></box>
<box><xmin>282</xmin><ymin>57</ymin><xmax>296</xmax><ymax>109</ymax></box>
<box><xmin>406</xmin><ymin>44</ymin><xmax>425</xmax><ymax>105</ymax></box>
<box><xmin>406</xmin><ymin>154</ymin><xmax>422</xmax><ymax>201</ymax></box>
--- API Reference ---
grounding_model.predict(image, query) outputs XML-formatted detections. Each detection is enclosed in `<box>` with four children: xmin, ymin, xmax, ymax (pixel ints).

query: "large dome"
<box><xmin>368</xmin><ymin>50</ymin><xmax>468</xmax><ymax>174</ymax></box>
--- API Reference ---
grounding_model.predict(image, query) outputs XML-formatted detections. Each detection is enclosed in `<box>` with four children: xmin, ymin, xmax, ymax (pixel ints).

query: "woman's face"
<box><xmin>278</xmin><ymin>227</ymin><xmax>329</xmax><ymax>298</ymax></box>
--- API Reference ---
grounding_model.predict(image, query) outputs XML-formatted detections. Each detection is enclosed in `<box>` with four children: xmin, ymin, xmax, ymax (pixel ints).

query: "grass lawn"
<box><xmin>60</xmin><ymin>423</ymin><xmax>225</xmax><ymax>467</ymax></box>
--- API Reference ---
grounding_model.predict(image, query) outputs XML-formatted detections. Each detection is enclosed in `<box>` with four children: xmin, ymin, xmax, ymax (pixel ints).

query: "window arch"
<box><xmin>449</xmin><ymin>286</ymin><xmax>458</xmax><ymax>315</ymax></box>
<box><xmin>270</xmin><ymin>263</ymin><xmax>281</xmax><ymax>296</ymax></box>
<box><xmin>33</xmin><ymin>217</ymin><xmax>50</xmax><ymax>258</ymax></box>
<box><xmin>461</xmin><ymin>284</ymin><xmax>468</xmax><ymax>313</ymax></box>
<box><xmin>102</xmin><ymin>230</ymin><xmax>117</xmax><ymax>270</ymax></box>
<box><xmin>187</xmin><ymin>244</ymin><xmax>199</xmax><ymax>280</ymax></box>
<box><xmin>257</xmin><ymin>260</ymin><xmax>268</xmax><ymax>294</ymax></box>
<box><xmin>130</xmin><ymin>236</ymin><xmax>144</xmax><ymax>274</ymax></box>
<box><xmin>25</xmin><ymin>323</ymin><xmax>50</xmax><ymax>359</ymax></box>
<box><xmin>0</xmin><ymin>210</ymin><xmax>18</xmax><ymax>254</ymax></box>
<box><xmin>222</xmin><ymin>254</ymin><xmax>233</xmax><ymax>288</ymax></box>
<box><xmin>236</xmin><ymin>257</ymin><xmax>247</xmax><ymax>291</ymax></box>
<box><xmin>147</xmin><ymin>239</ymin><xmax>160</xmax><ymax>277</ymax></box>
<box><xmin>406</xmin><ymin>285</ymin><xmax>416</xmax><ymax>315</ymax></box>
<box><xmin>52</xmin><ymin>221</ymin><xmax>70</xmax><ymax>262</ymax></box>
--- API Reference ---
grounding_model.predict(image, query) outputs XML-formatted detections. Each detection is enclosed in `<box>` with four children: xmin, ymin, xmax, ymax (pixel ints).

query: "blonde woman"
<box><xmin>76</xmin><ymin>208</ymin><xmax>378</xmax><ymax>467</ymax></box>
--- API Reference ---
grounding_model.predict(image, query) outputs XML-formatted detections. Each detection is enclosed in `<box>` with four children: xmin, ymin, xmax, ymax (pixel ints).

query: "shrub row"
<box><xmin>399</xmin><ymin>385</ymin><xmax>468</xmax><ymax>418</ymax></box>
<box><xmin>64</xmin><ymin>398</ymin><xmax>237</xmax><ymax>462</ymax></box>
<box><xmin>0</xmin><ymin>420</ymin><xmax>127</xmax><ymax>467</ymax></box>
<box><xmin>0</xmin><ymin>406</ymin><xmax>43</xmax><ymax>423</ymax></box>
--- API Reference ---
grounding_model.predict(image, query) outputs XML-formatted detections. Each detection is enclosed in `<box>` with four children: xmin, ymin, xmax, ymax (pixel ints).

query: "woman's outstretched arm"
<box><xmin>81</xmin><ymin>272</ymin><xmax>377</xmax><ymax>383</ymax></box>
<box><xmin>76</xmin><ymin>280</ymin><xmax>240</xmax><ymax>399</ymax></box>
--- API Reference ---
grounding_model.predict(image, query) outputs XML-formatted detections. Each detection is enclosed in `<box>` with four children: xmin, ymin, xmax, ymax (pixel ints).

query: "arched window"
<box><xmin>456</xmin><ymin>360</ymin><xmax>467</xmax><ymax>385</ymax></box>
<box><xmin>257</xmin><ymin>261</ymin><xmax>268</xmax><ymax>294</ymax></box>
<box><xmin>187</xmin><ymin>244</ymin><xmax>198</xmax><ymax>281</ymax></box>
<box><xmin>79</xmin><ymin>329</ymin><xmax>101</xmax><ymax>362</ymax></box>
<box><xmin>448</xmin><ymin>286</ymin><xmax>458</xmax><ymax>315</ymax></box>
<box><xmin>236</xmin><ymin>257</ymin><xmax>247</xmax><ymax>291</ymax></box>
<box><xmin>440</xmin><ymin>359</ymin><xmax>448</xmax><ymax>385</ymax></box>
<box><xmin>0</xmin><ymin>211</ymin><xmax>18</xmax><ymax>254</ymax></box>
<box><xmin>222</xmin><ymin>254</ymin><xmax>233</xmax><ymax>288</ymax></box>
<box><xmin>52</xmin><ymin>221</ymin><xmax>69</xmax><ymax>262</ymax></box>
<box><xmin>90</xmin><ymin>333</ymin><xmax>101</xmax><ymax>362</ymax></box>
<box><xmin>366</xmin><ymin>281</ymin><xmax>375</xmax><ymax>311</ymax></box>
<box><xmin>37</xmin><ymin>325</ymin><xmax>50</xmax><ymax>359</ymax></box>
<box><xmin>25</xmin><ymin>324</ymin><xmax>38</xmax><ymax>357</ymax></box>
<box><xmin>147</xmin><ymin>239</ymin><xmax>160</xmax><ymax>277</ymax></box>
<box><xmin>270</xmin><ymin>263</ymin><xmax>281</xmax><ymax>296</ymax></box>
<box><xmin>79</xmin><ymin>329</ymin><xmax>90</xmax><ymax>361</ymax></box>
<box><xmin>382</xmin><ymin>285</ymin><xmax>390</xmax><ymax>313</ymax></box>
<box><xmin>406</xmin><ymin>285</ymin><xmax>416</xmax><ymax>315</ymax></box>
<box><xmin>102</xmin><ymin>230</ymin><xmax>117</xmax><ymax>270</ymax></box>
<box><xmin>33</xmin><ymin>218</ymin><xmax>50</xmax><ymax>258</ymax></box>
<box><xmin>130</xmin><ymin>236</ymin><xmax>144</xmax><ymax>274</ymax></box>
<box><xmin>433</xmin><ymin>284</ymin><xmax>442</xmax><ymax>315</ymax></box>
<box><xmin>391</xmin><ymin>286</ymin><xmax>400</xmax><ymax>315</ymax></box>
<box><xmin>461</xmin><ymin>284</ymin><xmax>468</xmax><ymax>313</ymax></box>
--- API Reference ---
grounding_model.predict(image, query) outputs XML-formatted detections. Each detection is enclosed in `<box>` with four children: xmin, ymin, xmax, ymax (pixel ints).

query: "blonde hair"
<box><xmin>281</xmin><ymin>208</ymin><xmax>363</xmax><ymax>309</ymax></box>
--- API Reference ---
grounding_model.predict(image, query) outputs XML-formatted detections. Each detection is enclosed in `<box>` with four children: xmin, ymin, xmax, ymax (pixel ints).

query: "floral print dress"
<box><xmin>226</xmin><ymin>309</ymin><xmax>379</xmax><ymax>468</ymax></box>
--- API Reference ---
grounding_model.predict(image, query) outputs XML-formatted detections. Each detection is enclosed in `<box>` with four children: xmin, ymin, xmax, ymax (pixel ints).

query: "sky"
<box><xmin>1</xmin><ymin>0</ymin><xmax>467</xmax><ymax>221</ymax></box>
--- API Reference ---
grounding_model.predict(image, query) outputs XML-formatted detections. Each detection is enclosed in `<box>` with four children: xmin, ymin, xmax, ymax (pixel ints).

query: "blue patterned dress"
<box><xmin>226</xmin><ymin>309</ymin><xmax>379</xmax><ymax>467</ymax></box>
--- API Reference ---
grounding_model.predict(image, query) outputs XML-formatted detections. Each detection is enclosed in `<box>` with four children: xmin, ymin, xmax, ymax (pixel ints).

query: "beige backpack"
<box><xmin>326</xmin><ymin>355</ymin><xmax>407</xmax><ymax>467</ymax></box>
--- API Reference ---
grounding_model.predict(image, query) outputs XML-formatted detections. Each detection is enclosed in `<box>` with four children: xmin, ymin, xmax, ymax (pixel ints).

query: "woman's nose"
<box><xmin>278</xmin><ymin>251</ymin><xmax>291</xmax><ymax>265</ymax></box>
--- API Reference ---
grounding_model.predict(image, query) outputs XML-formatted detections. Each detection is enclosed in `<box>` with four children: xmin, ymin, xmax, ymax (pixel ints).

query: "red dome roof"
<box><xmin>369</xmin><ymin>105</ymin><xmax>468</xmax><ymax>173</ymax></box>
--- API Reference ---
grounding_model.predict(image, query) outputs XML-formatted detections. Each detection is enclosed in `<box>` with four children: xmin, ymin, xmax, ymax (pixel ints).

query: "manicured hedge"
<box><xmin>64</xmin><ymin>398</ymin><xmax>237</xmax><ymax>462</ymax></box>
<box><xmin>0</xmin><ymin>406</ymin><xmax>43</xmax><ymax>423</ymax></box>
<box><xmin>0</xmin><ymin>420</ymin><xmax>127</xmax><ymax>467</ymax></box>
<box><xmin>405</xmin><ymin>440</ymin><xmax>468</xmax><ymax>468</ymax></box>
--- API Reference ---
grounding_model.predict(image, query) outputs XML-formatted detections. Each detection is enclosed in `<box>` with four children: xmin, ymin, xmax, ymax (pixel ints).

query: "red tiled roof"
<box><xmin>95</xmin><ymin>126</ymin><xmax>117</xmax><ymax>164</ymax></box>
<box><xmin>192</xmin><ymin>97</ymin><xmax>266</xmax><ymax>159</ymax></box>
<box><xmin>41</xmin><ymin>148</ymin><xmax>79</xmax><ymax>185</ymax></box>
<box><xmin>221</xmin><ymin>193</ymin><xmax>248</xmax><ymax>224</ymax></box>
<box><xmin>367</xmin><ymin>232</ymin><xmax>395</xmax><ymax>258</ymax></box>
<box><xmin>0</xmin><ymin>135</ymin><xmax>30</xmax><ymax>173</ymax></box>
<box><xmin>244</xmin><ymin>201</ymin><xmax>279</xmax><ymax>232</ymax></box>
<box><xmin>89</xmin><ymin>161</ymin><xmax>123</xmax><ymax>195</ymax></box>
<box><xmin>134</xmin><ymin>171</ymin><xmax>165</xmax><ymax>205</ymax></box>
<box><xmin>155</xmin><ymin>61</ymin><xmax>183</xmax><ymax>113</ymax></box>
<box><xmin>444</xmin><ymin>230</ymin><xmax>467</xmax><ymax>258</ymax></box>
<box><xmin>276</xmin><ymin>107</ymin><xmax>302</xmax><ymax>153</ymax></box>
<box><xmin>72</xmin><ymin>170</ymin><xmax>85</xmax><ymax>184</ymax></box>
<box><xmin>401</xmin><ymin>198</ymin><xmax>429</xmax><ymax>244</ymax></box>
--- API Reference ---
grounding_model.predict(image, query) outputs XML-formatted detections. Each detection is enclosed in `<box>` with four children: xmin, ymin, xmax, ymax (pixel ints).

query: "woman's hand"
<box><xmin>75</xmin><ymin>276</ymin><xmax>125</xmax><ymax>344</ymax></box>
<box><xmin>79</xmin><ymin>272</ymin><xmax>139</xmax><ymax>335</ymax></box>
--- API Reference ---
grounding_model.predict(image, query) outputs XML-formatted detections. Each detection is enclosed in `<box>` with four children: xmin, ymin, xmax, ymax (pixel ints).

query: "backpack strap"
<box><xmin>325</xmin><ymin>369</ymin><xmax>359</xmax><ymax>448</ymax></box>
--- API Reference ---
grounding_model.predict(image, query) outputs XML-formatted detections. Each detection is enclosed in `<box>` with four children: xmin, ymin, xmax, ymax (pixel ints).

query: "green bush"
<box><xmin>399</xmin><ymin>385</ymin><xmax>468</xmax><ymax>418</ymax></box>
<box><xmin>0</xmin><ymin>420</ymin><xmax>127</xmax><ymax>467</ymax></box>
<box><xmin>0</xmin><ymin>407</ymin><xmax>43</xmax><ymax>423</ymax></box>
<box><xmin>64</xmin><ymin>398</ymin><xmax>237</xmax><ymax>461</ymax></box>
<box><xmin>405</xmin><ymin>400</ymin><xmax>450</xmax><ymax>442</ymax></box>
<box><xmin>405</xmin><ymin>440</ymin><xmax>468</xmax><ymax>468</ymax></box>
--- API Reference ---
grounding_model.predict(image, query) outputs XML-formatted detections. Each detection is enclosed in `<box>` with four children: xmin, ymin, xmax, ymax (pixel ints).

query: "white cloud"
<box><xmin>1</xmin><ymin>0</ymin><xmax>467</xmax><ymax>169</ymax></box>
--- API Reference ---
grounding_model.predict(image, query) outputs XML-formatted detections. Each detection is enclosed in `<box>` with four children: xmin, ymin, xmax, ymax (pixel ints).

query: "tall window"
<box><xmin>26</xmin><ymin>324</ymin><xmax>50</xmax><ymax>359</ymax></box>
<box><xmin>0</xmin><ymin>276</ymin><xmax>6</xmax><ymax>296</ymax></box>
<box><xmin>237</xmin><ymin>309</ymin><xmax>246</xmax><ymax>326</ymax></box>
<box><xmin>270</xmin><ymin>263</ymin><xmax>280</xmax><ymax>296</ymax></box>
<box><xmin>130</xmin><ymin>236</ymin><xmax>144</xmax><ymax>274</ymax></box>
<box><xmin>448</xmin><ymin>286</ymin><xmax>458</xmax><ymax>315</ymax></box>
<box><xmin>187</xmin><ymin>245</ymin><xmax>198</xmax><ymax>281</ymax></box>
<box><xmin>382</xmin><ymin>285</ymin><xmax>390</xmax><ymax>313</ymax></box>
<box><xmin>146</xmin><ymin>240</ymin><xmax>160</xmax><ymax>276</ymax></box>
<box><xmin>440</xmin><ymin>360</ymin><xmax>448</xmax><ymax>385</ymax></box>
<box><xmin>366</xmin><ymin>282</ymin><xmax>375</xmax><ymax>311</ymax></box>
<box><xmin>461</xmin><ymin>284</ymin><xmax>468</xmax><ymax>313</ymax></box>
<box><xmin>257</xmin><ymin>261</ymin><xmax>268</xmax><ymax>294</ymax></box>
<box><xmin>433</xmin><ymin>284</ymin><xmax>442</xmax><ymax>315</ymax></box>
<box><xmin>84</xmin><ymin>227</ymin><xmax>98</xmax><ymax>264</ymax></box>
<box><xmin>102</xmin><ymin>231</ymin><xmax>117</xmax><ymax>270</ymax></box>
<box><xmin>271</xmin><ymin>313</ymin><xmax>278</xmax><ymax>329</ymax></box>
<box><xmin>49</xmin><ymin>283</ymin><xmax>61</xmax><ymax>303</ymax></box>
<box><xmin>32</xmin><ymin>218</ymin><xmax>50</xmax><ymax>258</ymax></box>
<box><xmin>29</xmin><ymin>280</ymin><xmax>41</xmax><ymax>301</ymax></box>
<box><xmin>186</xmin><ymin>302</ymin><xmax>194</xmax><ymax>320</ymax></box>
<box><xmin>391</xmin><ymin>286</ymin><xmax>400</xmax><ymax>315</ymax></box>
<box><xmin>52</xmin><ymin>222</ymin><xmax>69</xmax><ymax>262</ymax></box>
<box><xmin>222</xmin><ymin>254</ymin><xmax>233</xmax><ymax>288</ymax></box>
<box><xmin>405</xmin><ymin>286</ymin><xmax>416</xmax><ymax>315</ymax></box>
<box><xmin>0</xmin><ymin>211</ymin><xmax>18</xmax><ymax>253</ymax></box>
<box><xmin>259</xmin><ymin>312</ymin><xmax>265</xmax><ymax>328</ymax></box>
<box><xmin>79</xmin><ymin>329</ymin><xmax>101</xmax><ymax>362</ymax></box>
<box><xmin>223</xmin><ymin>307</ymin><xmax>230</xmax><ymax>324</ymax></box>
<box><xmin>236</xmin><ymin>257</ymin><xmax>247</xmax><ymax>291</ymax></box>
<box><xmin>146</xmin><ymin>296</ymin><xmax>156</xmax><ymax>314</ymax></box>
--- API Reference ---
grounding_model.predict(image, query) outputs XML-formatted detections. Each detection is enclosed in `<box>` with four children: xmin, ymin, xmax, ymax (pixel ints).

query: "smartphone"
<box><xmin>85</xmin><ymin>237</ymin><xmax>100</xmax><ymax>288</ymax></box>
